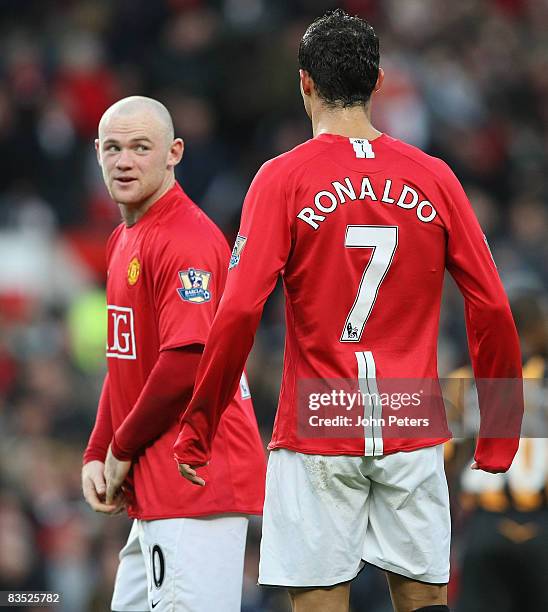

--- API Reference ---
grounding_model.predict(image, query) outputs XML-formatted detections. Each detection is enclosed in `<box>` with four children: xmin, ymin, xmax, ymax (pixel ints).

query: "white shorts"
<box><xmin>111</xmin><ymin>515</ymin><xmax>248</xmax><ymax>612</ymax></box>
<box><xmin>259</xmin><ymin>445</ymin><xmax>450</xmax><ymax>587</ymax></box>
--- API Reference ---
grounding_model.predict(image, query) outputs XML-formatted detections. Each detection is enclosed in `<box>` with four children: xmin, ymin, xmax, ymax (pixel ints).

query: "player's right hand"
<box><xmin>82</xmin><ymin>460</ymin><xmax>126</xmax><ymax>514</ymax></box>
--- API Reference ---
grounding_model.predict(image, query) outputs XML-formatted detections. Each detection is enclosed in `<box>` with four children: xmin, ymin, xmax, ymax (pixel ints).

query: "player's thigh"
<box><xmin>364</xmin><ymin>444</ymin><xmax>450</xmax><ymax>585</ymax></box>
<box><xmin>111</xmin><ymin>520</ymin><xmax>149</xmax><ymax>612</ymax></box>
<box><xmin>259</xmin><ymin>448</ymin><xmax>371</xmax><ymax>588</ymax></box>
<box><xmin>139</xmin><ymin>515</ymin><xmax>248</xmax><ymax>612</ymax></box>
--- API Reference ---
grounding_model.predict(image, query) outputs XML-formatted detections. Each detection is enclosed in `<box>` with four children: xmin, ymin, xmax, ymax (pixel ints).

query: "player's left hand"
<box><xmin>177</xmin><ymin>462</ymin><xmax>208</xmax><ymax>487</ymax></box>
<box><xmin>105</xmin><ymin>445</ymin><xmax>132</xmax><ymax>504</ymax></box>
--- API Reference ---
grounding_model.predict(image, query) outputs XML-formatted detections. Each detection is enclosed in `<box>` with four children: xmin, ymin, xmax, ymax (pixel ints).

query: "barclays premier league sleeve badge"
<box><xmin>177</xmin><ymin>268</ymin><xmax>212</xmax><ymax>303</ymax></box>
<box><xmin>229</xmin><ymin>234</ymin><xmax>247</xmax><ymax>270</ymax></box>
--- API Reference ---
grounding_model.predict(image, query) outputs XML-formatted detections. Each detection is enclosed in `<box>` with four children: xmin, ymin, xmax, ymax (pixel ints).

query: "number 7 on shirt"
<box><xmin>340</xmin><ymin>225</ymin><xmax>398</xmax><ymax>343</ymax></box>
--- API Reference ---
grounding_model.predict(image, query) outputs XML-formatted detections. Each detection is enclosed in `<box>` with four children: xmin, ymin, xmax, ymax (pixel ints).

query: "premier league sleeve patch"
<box><xmin>177</xmin><ymin>268</ymin><xmax>212</xmax><ymax>303</ymax></box>
<box><xmin>229</xmin><ymin>234</ymin><xmax>247</xmax><ymax>270</ymax></box>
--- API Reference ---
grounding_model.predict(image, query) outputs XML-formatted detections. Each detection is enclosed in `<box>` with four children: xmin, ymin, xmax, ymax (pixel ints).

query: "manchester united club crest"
<box><xmin>127</xmin><ymin>257</ymin><xmax>141</xmax><ymax>286</ymax></box>
<box><xmin>177</xmin><ymin>268</ymin><xmax>212</xmax><ymax>303</ymax></box>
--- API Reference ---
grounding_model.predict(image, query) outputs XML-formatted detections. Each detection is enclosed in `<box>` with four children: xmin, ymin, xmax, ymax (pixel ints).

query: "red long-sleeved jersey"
<box><xmin>84</xmin><ymin>182</ymin><xmax>265</xmax><ymax>519</ymax></box>
<box><xmin>174</xmin><ymin>133</ymin><xmax>523</xmax><ymax>472</ymax></box>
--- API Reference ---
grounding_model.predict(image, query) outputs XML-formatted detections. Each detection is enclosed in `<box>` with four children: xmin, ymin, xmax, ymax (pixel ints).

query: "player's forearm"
<box><xmin>465</xmin><ymin>298</ymin><xmax>522</xmax><ymax>377</ymax></box>
<box><xmin>174</xmin><ymin>305</ymin><xmax>260</xmax><ymax>465</ymax></box>
<box><xmin>466</xmin><ymin>299</ymin><xmax>524</xmax><ymax>471</ymax></box>
<box><xmin>111</xmin><ymin>346</ymin><xmax>203</xmax><ymax>460</ymax></box>
<box><xmin>83</xmin><ymin>374</ymin><xmax>113</xmax><ymax>464</ymax></box>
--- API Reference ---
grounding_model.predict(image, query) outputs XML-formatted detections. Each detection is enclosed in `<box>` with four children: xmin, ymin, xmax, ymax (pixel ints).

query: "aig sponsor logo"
<box><xmin>106</xmin><ymin>305</ymin><xmax>137</xmax><ymax>359</ymax></box>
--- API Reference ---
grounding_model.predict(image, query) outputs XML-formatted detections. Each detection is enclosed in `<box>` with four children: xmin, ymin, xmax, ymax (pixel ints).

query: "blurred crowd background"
<box><xmin>0</xmin><ymin>0</ymin><xmax>547</xmax><ymax>610</ymax></box>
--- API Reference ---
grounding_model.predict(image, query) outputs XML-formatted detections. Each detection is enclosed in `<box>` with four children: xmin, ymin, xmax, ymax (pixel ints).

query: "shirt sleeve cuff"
<box><xmin>111</xmin><ymin>435</ymin><xmax>134</xmax><ymax>462</ymax></box>
<box><xmin>82</xmin><ymin>449</ymin><xmax>108</xmax><ymax>465</ymax></box>
<box><xmin>173</xmin><ymin>428</ymin><xmax>211</xmax><ymax>466</ymax></box>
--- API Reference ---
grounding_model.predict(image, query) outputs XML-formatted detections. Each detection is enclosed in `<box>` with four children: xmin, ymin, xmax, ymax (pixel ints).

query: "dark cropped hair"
<box><xmin>298</xmin><ymin>9</ymin><xmax>380</xmax><ymax>108</ymax></box>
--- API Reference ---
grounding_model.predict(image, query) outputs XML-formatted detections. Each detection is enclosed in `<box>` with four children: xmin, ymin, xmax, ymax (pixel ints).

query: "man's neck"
<box><xmin>311</xmin><ymin>102</ymin><xmax>382</xmax><ymax>141</ymax></box>
<box><xmin>120</xmin><ymin>176</ymin><xmax>175</xmax><ymax>227</ymax></box>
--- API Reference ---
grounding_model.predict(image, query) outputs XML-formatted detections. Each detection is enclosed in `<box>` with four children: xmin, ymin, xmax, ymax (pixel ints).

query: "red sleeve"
<box><xmin>83</xmin><ymin>374</ymin><xmax>113</xmax><ymax>464</ymax></box>
<box><xmin>174</xmin><ymin>160</ymin><xmax>292</xmax><ymax>465</ymax></box>
<box><xmin>443</xmin><ymin>165</ymin><xmax>523</xmax><ymax>472</ymax></box>
<box><xmin>150</xmin><ymin>229</ymin><xmax>218</xmax><ymax>351</ymax></box>
<box><xmin>111</xmin><ymin>346</ymin><xmax>203</xmax><ymax>460</ymax></box>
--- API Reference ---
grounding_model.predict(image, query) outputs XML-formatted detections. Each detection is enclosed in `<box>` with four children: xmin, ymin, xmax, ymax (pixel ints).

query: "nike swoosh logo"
<box><xmin>151</xmin><ymin>600</ymin><xmax>161</xmax><ymax>609</ymax></box>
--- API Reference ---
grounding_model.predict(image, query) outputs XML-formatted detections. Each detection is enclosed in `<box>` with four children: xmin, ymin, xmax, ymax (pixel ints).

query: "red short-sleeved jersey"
<box><xmin>175</xmin><ymin>133</ymin><xmax>523</xmax><ymax>473</ymax></box>
<box><xmin>106</xmin><ymin>182</ymin><xmax>265</xmax><ymax>519</ymax></box>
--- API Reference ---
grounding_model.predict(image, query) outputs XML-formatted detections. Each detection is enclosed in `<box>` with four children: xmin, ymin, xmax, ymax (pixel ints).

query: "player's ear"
<box><xmin>373</xmin><ymin>67</ymin><xmax>385</xmax><ymax>94</ymax></box>
<box><xmin>168</xmin><ymin>138</ymin><xmax>184</xmax><ymax>168</ymax></box>
<box><xmin>299</xmin><ymin>69</ymin><xmax>314</xmax><ymax>119</ymax></box>
<box><xmin>299</xmin><ymin>69</ymin><xmax>313</xmax><ymax>97</ymax></box>
<box><xmin>94</xmin><ymin>139</ymin><xmax>102</xmax><ymax>167</ymax></box>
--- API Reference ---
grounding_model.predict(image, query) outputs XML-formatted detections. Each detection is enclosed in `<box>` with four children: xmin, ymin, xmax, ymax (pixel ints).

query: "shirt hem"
<box><xmin>127</xmin><ymin>508</ymin><xmax>263</xmax><ymax>520</ymax></box>
<box><xmin>266</xmin><ymin>437</ymin><xmax>452</xmax><ymax>456</ymax></box>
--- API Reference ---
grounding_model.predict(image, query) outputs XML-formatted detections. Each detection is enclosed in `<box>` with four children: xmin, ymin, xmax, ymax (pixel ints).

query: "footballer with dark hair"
<box><xmin>175</xmin><ymin>10</ymin><xmax>523</xmax><ymax>612</ymax></box>
<box><xmin>298</xmin><ymin>8</ymin><xmax>380</xmax><ymax>109</ymax></box>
